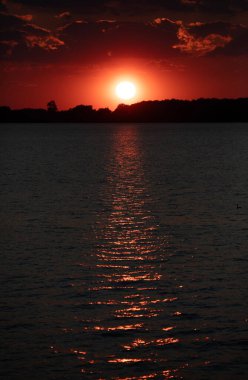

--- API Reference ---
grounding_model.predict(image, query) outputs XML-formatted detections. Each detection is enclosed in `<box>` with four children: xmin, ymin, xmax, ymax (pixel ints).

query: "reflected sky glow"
<box><xmin>3</xmin><ymin>124</ymin><xmax>247</xmax><ymax>380</ymax></box>
<box><xmin>68</xmin><ymin>126</ymin><xmax>182</xmax><ymax>378</ymax></box>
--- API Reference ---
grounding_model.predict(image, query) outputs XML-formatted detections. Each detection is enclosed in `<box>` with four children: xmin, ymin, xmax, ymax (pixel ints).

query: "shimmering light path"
<box><xmin>1</xmin><ymin>124</ymin><xmax>248</xmax><ymax>380</ymax></box>
<box><xmin>68</xmin><ymin>127</ymin><xmax>179</xmax><ymax>379</ymax></box>
<box><xmin>57</xmin><ymin>126</ymin><xmax>247</xmax><ymax>380</ymax></box>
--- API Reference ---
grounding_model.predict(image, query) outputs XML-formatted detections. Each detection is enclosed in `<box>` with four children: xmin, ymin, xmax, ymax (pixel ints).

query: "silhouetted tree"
<box><xmin>47</xmin><ymin>100</ymin><xmax>58</xmax><ymax>112</ymax></box>
<box><xmin>96</xmin><ymin>107</ymin><xmax>112</xmax><ymax>121</ymax></box>
<box><xmin>1</xmin><ymin>98</ymin><xmax>248</xmax><ymax>122</ymax></box>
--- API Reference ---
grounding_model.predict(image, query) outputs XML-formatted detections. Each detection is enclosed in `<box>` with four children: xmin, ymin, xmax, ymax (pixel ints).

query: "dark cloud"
<box><xmin>173</xmin><ymin>26</ymin><xmax>232</xmax><ymax>55</ymax></box>
<box><xmin>0</xmin><ymin>12</ymin><xmax>64</xmax><ymax>57</ymax></box>
<box><xmin>5</xmin><ymin>0</ymin><xmax>248</xmax><ymax>18</ymax></box>
<box><xmin>220</xmin><ymin>24</ymin><xmax>248</xmax><ymax>55</ymax></box>
<box><xmin>0</xmin><ymin>8</ymin><xmax>247</xmax><ymax>63</ymax></box>
<box><xmin>188</xmin><ymin>21</ymin><xmax>232</xmax><ymax>36</ymax></box>
<box><xmin>25</xmin><ymin>34</ymin><xmax>64</xmax><ymax>50</ymax></box>
<box><xmin>195</xmin><ymin>0</ymin><xmax>248</xmax><ymax>13</ymax></box>
<box><xmin>0</xmin><ymin>1</ymin><xmax>6</xmax><ymax>11</ymax></box>
<box><xmin>175</xmin><ymin>21</ymin><xmax>248</xmax><ymax>55</ymax></box>
<box><xmin>0</xmin><ymin>12</ymin><xmax>24</xmax><ymax>30</ymax></box>
<box><xmin>58</xmin><ymin>19</ymin><xmax>180</xmax><ymax>61</ymax></box>
<box><xmin>55</xmin><ymin>11</ymin><xmax>71</xmax><ymax>20</ymax></box>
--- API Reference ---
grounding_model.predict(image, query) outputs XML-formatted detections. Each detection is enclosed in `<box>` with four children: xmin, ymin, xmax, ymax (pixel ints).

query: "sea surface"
<box><xmin>1</xmin><ymin>123</ymin><xmax>248</xmax><ymax>380</ymax></box>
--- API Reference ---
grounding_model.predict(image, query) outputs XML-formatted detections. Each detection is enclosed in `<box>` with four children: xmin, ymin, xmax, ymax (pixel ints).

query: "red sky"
<box><xmin>0</xmin><ymin>0</ymin><xmax>248</xmax><ymax>110</ymax></box>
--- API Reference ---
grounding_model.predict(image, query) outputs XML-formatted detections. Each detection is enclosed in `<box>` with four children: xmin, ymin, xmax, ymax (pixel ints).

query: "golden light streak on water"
<box><xmin>67</xmin><ymin>126</ymin><xmax>182</xmax><ymax>378</ymax></box>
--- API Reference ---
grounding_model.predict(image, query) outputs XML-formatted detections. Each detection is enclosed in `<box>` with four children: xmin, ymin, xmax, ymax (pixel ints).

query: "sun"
<box><xmin>116</xmin><ymin>81</ymin><xmax>136</xmax><ymax>100</ymax></box>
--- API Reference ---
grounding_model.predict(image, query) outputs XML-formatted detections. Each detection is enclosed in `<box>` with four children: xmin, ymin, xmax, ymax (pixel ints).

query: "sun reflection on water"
<box><xmin>66</xmin><ymin>126</ymin><xmax>183</xmax><ymax>378</ymax></box>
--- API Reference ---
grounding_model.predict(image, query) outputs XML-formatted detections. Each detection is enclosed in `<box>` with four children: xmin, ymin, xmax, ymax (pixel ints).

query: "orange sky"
<box><xmin>1</xmin><ymin>1</ymin><xmax>248</xmax><ymax>110</ymax></box>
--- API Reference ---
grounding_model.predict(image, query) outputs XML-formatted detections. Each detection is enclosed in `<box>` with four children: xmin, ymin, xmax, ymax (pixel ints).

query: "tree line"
<box><xmin>0</xmin><ymin>98</ymin><xmax>247</xmax><ymax>122</ymax></box>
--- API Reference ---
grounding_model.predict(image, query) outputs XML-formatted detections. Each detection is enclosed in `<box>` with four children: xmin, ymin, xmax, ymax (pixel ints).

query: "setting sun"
<box><xmin>116</xmin><ymin>81</ymin><xmax>136</xmax><ymax>100</ymax></box>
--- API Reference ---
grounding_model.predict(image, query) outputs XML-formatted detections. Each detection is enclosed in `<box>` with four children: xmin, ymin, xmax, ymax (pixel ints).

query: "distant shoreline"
<box><xmin>1</xmin><ymin>98</ymin><xmax>247</xmax><ymax>123</ymax></box>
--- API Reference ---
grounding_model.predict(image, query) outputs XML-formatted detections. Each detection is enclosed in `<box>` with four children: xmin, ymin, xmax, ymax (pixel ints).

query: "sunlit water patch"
<box><xmin>1</xmin><ymin>123</ymin><xmax>248</xmax><ymax>379</ymax></box>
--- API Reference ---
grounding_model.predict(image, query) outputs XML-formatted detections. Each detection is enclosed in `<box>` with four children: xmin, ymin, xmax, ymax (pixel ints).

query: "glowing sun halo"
<box><xmin>116</xmin><ymin>81</ymin><xmax>136</xmax><ymax>100</ymax></box>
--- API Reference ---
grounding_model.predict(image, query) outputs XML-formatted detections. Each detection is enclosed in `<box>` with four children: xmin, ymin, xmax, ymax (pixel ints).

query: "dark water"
<box><xmin>1</xmin><ymin>123</ymin><xmax>248</xmax><ymax>380</ymax></box>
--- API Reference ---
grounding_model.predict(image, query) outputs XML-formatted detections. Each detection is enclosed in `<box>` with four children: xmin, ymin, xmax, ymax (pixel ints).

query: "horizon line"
<box><xmin>1</xmin><ymin>97</ymin><xmax>248</xmax><ymax>112</ymax></box>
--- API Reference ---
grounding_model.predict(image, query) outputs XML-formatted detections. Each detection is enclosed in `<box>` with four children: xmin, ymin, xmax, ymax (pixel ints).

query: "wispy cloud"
<box><xmin>55</xmin><ymin>11</ymin><xmax>71</xmax><ymax>20</ymax></box>
<box><xmin>15</xmin><ymin>13</ymin><xmax>33</xmax><ymax>21</ymax></box>
<box><xmin>173</xmin><ymin>25</ymin><xmax>232</xmax><ymax>55</ymax></box>
<box><xmin>25</xmin><ymin>35</ymin><xmax>64</xmax><ymax>50</ymax></box>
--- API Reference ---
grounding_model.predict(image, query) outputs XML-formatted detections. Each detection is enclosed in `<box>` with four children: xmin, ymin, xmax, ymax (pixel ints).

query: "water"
<box><xmin>1</xmin><ymin>123</ymin><xmax>248</xmax><ymax>380</ymax></box>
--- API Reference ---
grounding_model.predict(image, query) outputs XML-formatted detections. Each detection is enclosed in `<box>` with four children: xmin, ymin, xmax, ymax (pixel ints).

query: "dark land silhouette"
<box><xmin>0</xmin><ymin>98</ymin><xmax>247</xmax><ymax>123</ymax></box>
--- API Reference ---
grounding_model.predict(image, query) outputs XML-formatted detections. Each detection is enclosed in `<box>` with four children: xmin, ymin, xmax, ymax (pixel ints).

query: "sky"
<box><xmin>0</xmin><ymin>0</ymin><xmax>248</xmax><ymax>110</ymax></box>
